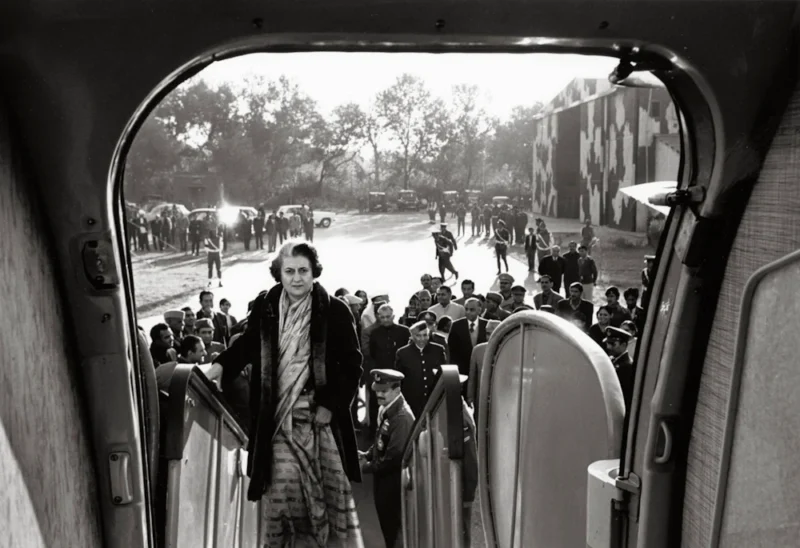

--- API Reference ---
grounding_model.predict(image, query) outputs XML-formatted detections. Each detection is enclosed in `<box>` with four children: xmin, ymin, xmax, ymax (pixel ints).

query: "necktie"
<box><xmin>469</xmin><ymin>322</ymin><xmax>475</xmax><ymax>333</ymax></box>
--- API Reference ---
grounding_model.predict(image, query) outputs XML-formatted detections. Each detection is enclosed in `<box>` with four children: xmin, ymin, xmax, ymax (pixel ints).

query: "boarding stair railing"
<box><xmin>401</xmin><ymin>365</ymin><xmax>467</xmax><ymax>548</ymax></box>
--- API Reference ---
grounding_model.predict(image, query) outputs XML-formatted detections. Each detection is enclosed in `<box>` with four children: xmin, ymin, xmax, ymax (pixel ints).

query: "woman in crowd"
<box><xmin>210</xmin><ymin>241</ymin><xmax>364</xmax><ymax>547</ymax></box>
<box><xmin>589</xmin><ymin>306</ymin><xmax>612</xmax><ymax>349</ymax></box>
<box><xmin>399</xmin><ymin>294</ymin><xmax>421</xmax><ymax>327</ymax></box>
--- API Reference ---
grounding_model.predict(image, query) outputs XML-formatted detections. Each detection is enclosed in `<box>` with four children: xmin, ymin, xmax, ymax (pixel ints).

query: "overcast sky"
<box><xmin>198</xmin><ymin>52</ymin><xmax>617</xmax><ymax>121</ymax></box>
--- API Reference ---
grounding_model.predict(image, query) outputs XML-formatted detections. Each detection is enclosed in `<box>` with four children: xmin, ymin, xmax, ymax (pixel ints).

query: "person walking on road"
<box><xmin>494</xmin><ymin>220</ymin><xmax>511</xmax><ymax>274</ymax></box>
<box><xmin>204</xmin><ymin>225</ymin><xmax>224</xmax><ymax>288</ymax></box>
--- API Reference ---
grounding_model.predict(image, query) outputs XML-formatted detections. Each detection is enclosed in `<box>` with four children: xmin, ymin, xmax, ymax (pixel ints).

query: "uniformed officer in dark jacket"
<box><xmin>395</xmin><ymin>320</ymin><xmax>447</xmax><ymax>418</ymax></box>
<box><xmin>604</xmin><ymin>326</ymin><xmax>635</xmax><ymax>410</ymax></box>
<box><xmin>359</xmin><ymin>369</ymin><xmax>415</xmax><ymax>548</ymax></box>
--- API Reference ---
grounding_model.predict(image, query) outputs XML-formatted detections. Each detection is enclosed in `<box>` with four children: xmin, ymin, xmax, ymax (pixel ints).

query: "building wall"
<box><xmin>533</xmin><ymin>113</ymin><xmax>558</xmax><ymax>217</ymax></box>
<box><xmin>533</xmin><ymin>80</ymin><xmax>680</xmax><ymax>231</ymax></box>
<box><xmin>543</xmin><ymin>78</ymin><xmax>614</xmax><ymax>113</ymax></box>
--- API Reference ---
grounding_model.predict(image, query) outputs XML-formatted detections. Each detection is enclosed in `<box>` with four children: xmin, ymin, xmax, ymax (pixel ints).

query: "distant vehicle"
<box><xmin>442</xmin><ymin>190</ymin><xmax>458</xmax><ymax>208</ymax></box>
<box><xmin>465</xmin><ymin>190</ymin><xmax>482</xmax><ymax>205</ymax></box>
<box><xmin>396</xmin><ymin>189</ymin><xmax>421</xmax><ymax>211</ymax></box>
<box><xmin>276</xmin><ymin>204</ymin><xmax>336</xmax><ymax>228</ymax></box>
<box><xmin>492</xmin><ymin>195</ymin><xmax>510</xmax><ymax>207</ymax></box>
<box><xmin>368</xmin><ymin>191</ymin><xmax>387</xmax><ymax>212</ymax></box>
<box><xmin>144</xmin><ymin>202</ymin><xmax>189</xmax><ymax>222</ymax></box>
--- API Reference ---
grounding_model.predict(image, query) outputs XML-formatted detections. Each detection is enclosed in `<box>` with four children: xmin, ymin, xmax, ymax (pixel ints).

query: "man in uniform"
<box><xmin>482</xmin><ymin>291</ymin><xmax>510</xmax><ymax>321</ymax></box>
<box><xmin>394</xmin><ymin>320</ymin><xmax>447</xmax><ymax>418</ymax></box>
<box><xmin>604</xmin><ymin>326</ymin><xmax>635</xmax><ymax>411</ymax></box>
<box><xmin>497</xmin><ymin>273</ymin><xmax>516</xmax><ymax>312</ymax></box>
<box><xmin>359</xmin><ymin>369</ymin><xmax>415</xmax><ymax>548</ymax></box>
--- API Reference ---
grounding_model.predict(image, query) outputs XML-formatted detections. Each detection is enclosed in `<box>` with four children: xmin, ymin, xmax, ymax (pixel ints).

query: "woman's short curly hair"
<box><xmin>269</xmin><ymin>241</ymin><xmax>324</xmax><ymax>283</ymax></box>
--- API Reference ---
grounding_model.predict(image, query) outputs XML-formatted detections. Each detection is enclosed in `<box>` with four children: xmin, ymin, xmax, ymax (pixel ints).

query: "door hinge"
<box><xmin>615</xmin><ymin>472</ymin><xmax>641</xmax><ymax>522</ymax></box>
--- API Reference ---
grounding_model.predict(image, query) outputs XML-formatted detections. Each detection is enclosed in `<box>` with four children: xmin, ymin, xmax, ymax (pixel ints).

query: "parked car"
<box><xmin>442</xmin><ymin>190</ymin><xmax>459</xmax><ymax>208</ymax></box>
<box><xmin>368</xmin><ymin>191</ymin><xmax>387</xmax><ymax>212</ymax></box>
<box><xmin>276</xmin><ymin>205</ymin><xmax>336</xmax><ymax>228</ymax></box>
<box><xmin>396</xmin><ymin>189</ymin><xmax>422</xmax><ymax>211</ymax></box>
<box><xmin>465</xmin><ymin>190</ymin><xmax>482</xmax><ymax>205</ymax></box>
<box><xmin>144</xmin><ymin>202</ymin><xmax>189</xmax><ymax>222</ymax></box>
<box><xmin>492</xmin><ymin>195</ymin><xmax>510</xmax><ymax>207</ymax></box>
<box><xmin>188</xmin><ymin>205</ymin><xmax>256</xmax><ymax>239</ymax></box>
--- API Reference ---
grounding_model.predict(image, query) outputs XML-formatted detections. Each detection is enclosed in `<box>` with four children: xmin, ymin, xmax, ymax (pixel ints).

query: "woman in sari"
<box><xmin>210</xmin><ymin>241</ymin><xmax>364</xmax><ymax>547</ymax></box>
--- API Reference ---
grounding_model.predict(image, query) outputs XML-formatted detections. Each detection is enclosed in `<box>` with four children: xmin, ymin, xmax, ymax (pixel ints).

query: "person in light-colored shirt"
<box><xmin>428</xmin><ymin>285</ymin><xmax>466</xmax><ymax>321</ymax></box>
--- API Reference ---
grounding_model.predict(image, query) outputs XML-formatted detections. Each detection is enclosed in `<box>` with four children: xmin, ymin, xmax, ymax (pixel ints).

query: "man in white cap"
<box><xmin>163</xmin><ymin>309</ymin><xmax>186</xmax><ymax>342</ymax></box>
<box><xmin>361</xmin><ymin>291</ymin><xmax>390</xmax><ymax>330</ymax></box>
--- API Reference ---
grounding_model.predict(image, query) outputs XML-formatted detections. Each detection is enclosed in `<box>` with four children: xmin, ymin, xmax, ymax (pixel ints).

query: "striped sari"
<box><xmin>260</xmin><ymin>290</ymin><xmax>363</xmax><ymax>548</ymax></box>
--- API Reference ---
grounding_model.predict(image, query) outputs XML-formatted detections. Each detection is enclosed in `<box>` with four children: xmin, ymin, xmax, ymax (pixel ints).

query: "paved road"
<box><xmin>137</xmin><ymin>211</ymin><xmax>530</xmax><ymax>547</ymax></box>
<box><xmin>138</xmin><ymin>211</ymin><xmax>535</xmax><ymax>332</ymax></box>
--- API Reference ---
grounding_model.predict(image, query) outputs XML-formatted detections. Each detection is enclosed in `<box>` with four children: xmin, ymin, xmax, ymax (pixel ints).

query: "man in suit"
<box><xmin>524</xmin><ymin>226</ymin><xmax>537</xmax><ymax>271</ymax></box>
<box><xmin>419</xmin><ymin>310</ymin><xmax>450</xmax><ymax>361</ymax></box>
<box><xmin>624</xmin><ymin>287</ymin><xmax>646</xmax><ymax>334</ymax></box>
<box><xmin>394</xmin><ymin>320</ymin><xmax>448</xmax><ymax>418</ymax></box>
<box><xmin>604</xmin><ymin>326</ymin><xmax>635</xmax><ymax>411</ymax></box>
<box><xmin>561</xmin><ymin>241</ymin><xmax>581</xmax><ymax>295</ymax></box>
<box><xmin>555</xmin><ymin>282</ymin><xmax>594</xmax><ymax>333</ymax></box>
<box><xmin>195</xmin><ymin>290</ymin><xmax>229</xmax><ymax>345</ymax></box>
<box><xmin>367</xmin><ymin>304</ymin><xmax>411</xmax><ymax>438</ymax></box>
<box><xmin>466</xmin><ymin>319</ymin><xmax>501</xmax><ymax>421</ymax></box>
<box><xmin>448</xmin><ymin>298</ymin><xmax>488</xmax><ymax>385</ymax></box>
<box><xmin>533</xmin><ymin>275</ymin><xmax>564</xmax><ymax>310</ymax></box>
<box><xmin>538</xmin><ymin>245</ymin><xmax>566</xmax><ymax>293</ymax></box>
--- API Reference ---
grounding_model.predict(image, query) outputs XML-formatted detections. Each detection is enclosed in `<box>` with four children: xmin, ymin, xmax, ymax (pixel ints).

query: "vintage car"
<box><xmin>396</xmin><ymin>189</ymin><xmax>422</xmax><ymax>211</ymax></box>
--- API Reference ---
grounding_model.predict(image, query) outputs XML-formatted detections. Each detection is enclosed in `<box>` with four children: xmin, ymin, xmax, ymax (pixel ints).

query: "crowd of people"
<box><xmin>140</xmin><ymin>223</ymin><xmax>655</xmax><ymax>547</ymax></box>
<box><xmin>127</xmin><ymin>202</ymin><xmax>319</xmax><ymax>288</ymax></box>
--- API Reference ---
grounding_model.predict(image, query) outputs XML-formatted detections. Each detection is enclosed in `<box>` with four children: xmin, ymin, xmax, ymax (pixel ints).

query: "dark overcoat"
<box><xmin>215</xmin><ymin>282</ymin><xmax>363</xmax><ymax>501</ymax></box>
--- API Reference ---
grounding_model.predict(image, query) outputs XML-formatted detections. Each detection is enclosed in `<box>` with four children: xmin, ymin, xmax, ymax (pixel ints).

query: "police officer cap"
<box><xmin>409</xmin><ymin>320</ymin><xmax>429</xmax><ymax>334</ymax></box>
<box><xmin>498</xmin><ymin>273</ymin><xmax>515</xmax><ymax>283</ymax></box>
<box><xmin>195</xmin><ymin>318</ymin><xmax>213</xmax><ymax>330</ymax></box>
<box><xmin>440</xmin><ymin>222</ymin><xmax>448</xmax><ymax>227</ymax></box>
<box><xmin>644</xmin><ymin>254</ymin><xmax>656</xmax><ymax>261</ymax></box>
<box><xmin>511</xmin><ymin>285</ymin><xmax>526</xmax><ymax>294</ymax></box>
<box><xmin>485</xmin><ymin>292</ymin><xmax>503</xmax><ymax>305</ymax></box>
<box><xmin>164</xmin><ymin>310</ymin><xmax>185</xmax><ymax>321</ymax></box>
<box><xmin>539</xmin><ymin>304</ymin><xmax>556</xmax><ymax>313</ymax></box>
<box><xmin>603</xmin><ymin>326</ymin><xmax>632</xmax><ymax>344</ymax></box>
<box><xmin>419</xmin><ymin>311</ymin><xmax>437</xmax><ymax>322</ymax></box>
<box><xmin>371</xmin><ymin>369</ymin><xmax>405</xmax><ymax>391</ymax></box>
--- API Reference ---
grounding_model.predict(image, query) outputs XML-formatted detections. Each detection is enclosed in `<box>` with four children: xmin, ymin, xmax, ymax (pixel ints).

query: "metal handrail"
<box><xmin>401</xmin><ymin>365</ymin><xmax>466</xmax><ymax>548</ymax></box>
<box><xmin>160</xmin><ymin>364</ymin><xmax>256</xmax><ymax>548</ymax></box>
<box><xmin>162</xmin><ymin>364</ymin><xmax>249</xmax><ymax>459</ymax></box>
<box><xmin>401</xmin><ymin>365</ymin><xmax>465</xmax><ymax>466</ymax></box>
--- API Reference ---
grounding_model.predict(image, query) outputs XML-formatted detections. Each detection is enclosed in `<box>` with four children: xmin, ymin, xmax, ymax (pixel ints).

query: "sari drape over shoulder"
<box><xmin>260</xmin><ymin>290</ymin><xmax>363</xmax><ymax>548</ymax></box>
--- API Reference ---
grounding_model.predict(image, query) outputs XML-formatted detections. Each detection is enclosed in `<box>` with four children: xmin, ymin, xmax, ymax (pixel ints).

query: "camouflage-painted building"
<box><xmin>532</xmin><ymin>78</ymin><xmax>680</xmax><ymax>231</ymax></box>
